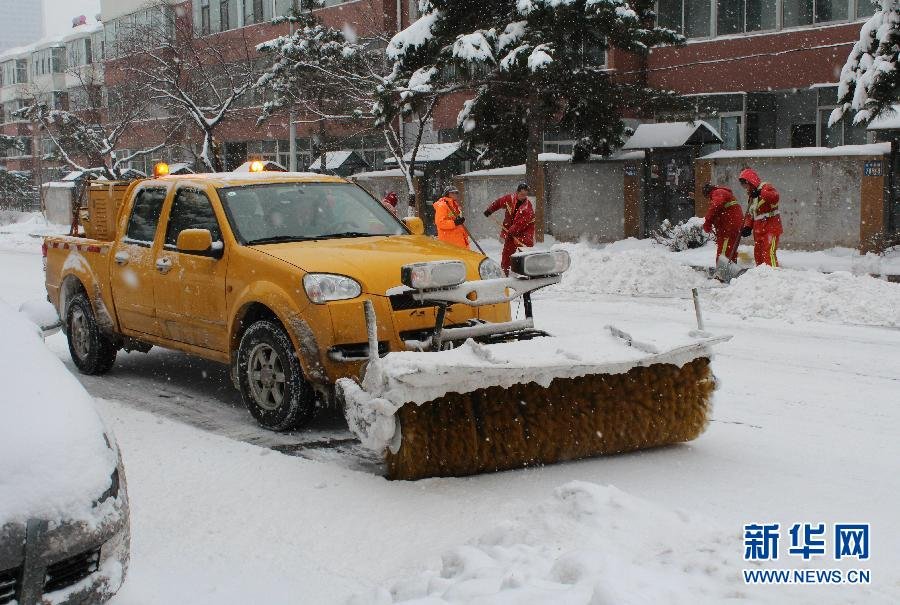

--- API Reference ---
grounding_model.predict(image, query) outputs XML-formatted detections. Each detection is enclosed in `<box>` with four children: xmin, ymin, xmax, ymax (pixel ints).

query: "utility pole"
<box><xmin>287</xmin><ymin>0</ymin><xmax>297</xmax><ymax>171</ymax></box>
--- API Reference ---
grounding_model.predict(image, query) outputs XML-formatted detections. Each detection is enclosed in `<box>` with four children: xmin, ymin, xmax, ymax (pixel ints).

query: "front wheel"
<box><xmin>236</xmin><ymin>320</ymin><xmax>315</xmax><ymax>431</ymax></box>
<box><xmin>66</xmin><ymin>293</ymin><xmax>117</xmax><ymax>375</ymax></box>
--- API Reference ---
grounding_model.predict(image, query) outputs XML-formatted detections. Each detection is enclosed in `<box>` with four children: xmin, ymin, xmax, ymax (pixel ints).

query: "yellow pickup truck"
<box><xmin>44</xmin><ymin>170</ymin><xmax>529</xmax><ymax>430</ymax></box>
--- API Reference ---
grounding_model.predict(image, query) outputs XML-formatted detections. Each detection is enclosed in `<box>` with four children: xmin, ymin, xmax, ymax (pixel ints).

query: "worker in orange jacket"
<box><xmin>433</xmin><ymin>186</ymin><xmax>469</xmax><ymax>249</ymax></box>
<box><xmin>738</xmin><ymin>168</ymin><xmax>782</xmax><ymax>267</ymax></box>
<box><xmin>484</xmin><ymin>182</ymin><xmax>536</xmax><ymax>275</ymax></box>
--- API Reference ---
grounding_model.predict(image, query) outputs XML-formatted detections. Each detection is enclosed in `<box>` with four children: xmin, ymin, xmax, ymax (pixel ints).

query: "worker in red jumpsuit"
<box><xmin>738</xmin><ymin>168</ymin><xmax>782</xmax><ymax>267</ymax></box>
<box><xmin>483</xmin><ymin>182</ymin><xmax>536</xmax><ymax>275</ymax></box>
<box><xmin>381</xmin><ymin>191</ymin><xmax>399</xmax><ymax>216</ymax></box>
<box><xmin>701</xmin><ymin>182</ymin><xmax>744</xmax><ymax>268</ymax></box>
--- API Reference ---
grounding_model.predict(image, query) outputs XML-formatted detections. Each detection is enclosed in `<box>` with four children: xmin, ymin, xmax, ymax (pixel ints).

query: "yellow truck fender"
<box><xmin>228</xmin><ymin>281</ymin><xmax>330</xmax><ymax>387</ymax></box>
<box><xmin>54</xmin><ymin>246</ymin><xmax>118</xmax><ymax>337</ymax></box>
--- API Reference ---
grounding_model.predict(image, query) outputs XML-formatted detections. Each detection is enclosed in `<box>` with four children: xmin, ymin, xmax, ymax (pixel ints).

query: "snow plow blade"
<box><xmin>338</xmin><ymin>332</ymin><xmax>725</xmax><ymax>481</ymax></box>
<box><xmin>336</xmin><ymin>253</ymin><xmax>726</xmax><ymax>480</ymax></box>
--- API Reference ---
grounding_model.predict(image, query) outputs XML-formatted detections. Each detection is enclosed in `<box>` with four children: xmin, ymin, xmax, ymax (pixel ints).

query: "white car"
<box><xmin>0</xmin><ymin>302</ymin><xmax>129</xmax><ymax>605</ymax></box>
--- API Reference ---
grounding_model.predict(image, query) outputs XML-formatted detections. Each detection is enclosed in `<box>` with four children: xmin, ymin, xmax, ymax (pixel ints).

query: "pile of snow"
<box><xmin>0</xmin><ymin>301</ymin><xmax>118</xmax><ymax>526</ymax></box>
<box><xmin>706</xmin><ymin>265</ymin><xmax>900</xmax><ymax>327</ymax></box>
<box><xmin>340</xmin><ymin>327</ymin><xmax>723</xmax><ymax>455</ymax></box>
<box><xmin>0</xmin><ymin>211</ymin><xmax>67</xmax><ymax>253</ymax></box>
<box><xmin>541</xmin><ymin>242</ymin><xmax>711</xmax><ymax>299</ymax></box>
<box><xmin>350</xmin><ymin>481</ymin><xmax>771</xmax><ymax>605</ymax></box>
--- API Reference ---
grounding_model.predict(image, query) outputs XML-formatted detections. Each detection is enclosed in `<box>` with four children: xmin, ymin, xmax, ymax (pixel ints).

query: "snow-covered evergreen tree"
<box><xmin>381</xmin><ymin>0</ymin><xmax>684</xmax><ymax>169</ymax></box>
<box><xmin>258</xmin><ymin>10</ymin><xmax>432</xmax><ymax>208</ymax></box>
<box><xmin>830</xmin><ymin>0</ymin><xmax>899</xmax><ymax>127</ymax></box>
<box><xmin>256</xmin><ymin>12</ymin><xmax>378</xmax><ymax>173</ymax></box>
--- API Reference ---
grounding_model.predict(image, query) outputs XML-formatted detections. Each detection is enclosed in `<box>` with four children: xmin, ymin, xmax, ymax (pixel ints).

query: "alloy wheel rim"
<box><xmin>71</xmin><ymin>307</ymin><xmax>90</xmax><ymax>360</ymax></box>
<box><xmin>247</xmin><ymin>343</ymin><xmax>286</xmax><ymax>411</ymax></box>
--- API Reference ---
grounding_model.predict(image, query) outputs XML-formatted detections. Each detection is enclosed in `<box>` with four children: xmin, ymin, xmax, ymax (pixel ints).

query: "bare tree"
<box><xmin>22</xmin><ymin>69</ymin><xmax>177</xmax><ymax>180</ymax></box>
<box><xmin>119</xmin><ymin>2</ymin><xmax>256</xmax><ymax>172</ymax></box>
<box><xmin>257</xmin><ymin>7</ymin><xmax>459</xmax><ymax>212</ymax></box>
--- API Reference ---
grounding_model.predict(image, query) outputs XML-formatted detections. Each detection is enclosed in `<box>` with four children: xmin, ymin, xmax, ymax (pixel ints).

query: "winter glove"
<box><xmin>454</xmin><ymin>216</ymin><xmax>466</xmax><ymax>226</ymax></box>
<box><xmin>741</xmin><ymin>226</ymin><xmax>752</xmax><ymax>238</ymax></box>
<box><xmin>483</xmin><ymin>210</ymin><xmax>492</xmax><ymax>217</ymax></box>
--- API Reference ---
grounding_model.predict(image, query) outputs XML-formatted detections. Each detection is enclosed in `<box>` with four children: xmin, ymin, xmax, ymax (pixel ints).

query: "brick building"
<box><xmin>0</xmin><ymin>0</ymin><xmax>883</xmax><ymax>183</ymax></box>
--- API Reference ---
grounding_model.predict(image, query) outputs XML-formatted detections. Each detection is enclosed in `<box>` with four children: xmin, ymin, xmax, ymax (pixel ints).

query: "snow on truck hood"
<box><xmin>255</xmin><ymin>234</ymin><xmax>486</xmax><ymax>295</ymax></box>
<box><xmin>0</xmin><ymin>302</ymin><xmax>118</xmax><ymax>527</ymax></box>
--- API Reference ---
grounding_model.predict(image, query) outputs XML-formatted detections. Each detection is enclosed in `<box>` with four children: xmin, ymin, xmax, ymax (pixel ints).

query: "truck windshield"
<box><xmin>218</xmin><ymin>182</ymin><xmax>407</xmax><ymax>245</ymax></box>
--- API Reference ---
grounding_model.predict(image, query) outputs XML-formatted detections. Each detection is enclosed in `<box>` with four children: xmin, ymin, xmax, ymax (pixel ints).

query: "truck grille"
<box><xmin>44</xmin><ymin>548</ymin><xmax>100</xmax><ymax>594</ymax></box>
<box><xmin>0</xmin><ymin>566</ymin><xmax>20</xmax><ymax>605</ymax></box>
<box><xmin>389</xmin><ymin>293</ymin><xmax>436</xmax><ymax>311</ymax></box>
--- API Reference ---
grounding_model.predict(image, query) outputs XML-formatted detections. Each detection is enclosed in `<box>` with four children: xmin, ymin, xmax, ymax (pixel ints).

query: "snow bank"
<box><xmin>340</xmin><ymin>327</ymin><xmax>724</xmax><ymax>455</ymax></box>
<box><xmin>0</xmin><ymin>211</ymin><xmax>67</xmax><ymax>253</ymax></box>
<box><xmin>541</xmin><ymin>242</ymin><xmax>711</xmax><ymax>299</ymax></box>
<box><xmin>349</xmin><ymin>480</ymin><xmax>766</xmax><ymax>605</ymax></box>
<box><xmin>706</xmin><ymin>265</ymin><xmax>900</xmax><ymax>327</ymax></box>
<box><xmin>0</xmin><ymin>301</ymin><xmax>118</xmax><ymax>526</ymax></box>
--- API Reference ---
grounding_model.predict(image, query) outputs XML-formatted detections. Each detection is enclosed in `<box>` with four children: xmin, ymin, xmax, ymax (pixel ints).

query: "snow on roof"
<box><xmin>623</xmin><ymin>121</ymin><xmax>723</xmax><ymax>149</ymax></box>
<box><xmin>308</xmin><ymin>150</ymin><xmax>367</xmax><ymax>171</ymax></box>
<box><xmin>233</xmin><ymin>160</ymin><xmax>287</xmax><ymax>172</ymax></box>
<box><xmin>866</xmin><ymin>105</ymin><xmax>900</xmax><ymax>131</ymax></box>
<box><xmin>167</xmin><ymin>162</ymin><xmax>194</xmax><ymax>174</ymax></box>
<box><xmin>384</xmin><ymin>142</ymin><xmax>466</xmax><ymax>165</ymax></box>
<box><xmin>60</xmin><ymin>21</ymin><xmax>104</xmax><ymax>43</ymax></box>
<box><xmin>458</xmin><ymin>153</ymin><xmax>637</xmax><ymax>177</ymax></box>
<box><xmin>702</xmin><ymin>142</ymin><xmax>891</xmax><ymax>159</ymax></box>
<box><xmin>352</xmin><ymin>168</ymin><xmax>423</xmax><ymax>179</ymax></box>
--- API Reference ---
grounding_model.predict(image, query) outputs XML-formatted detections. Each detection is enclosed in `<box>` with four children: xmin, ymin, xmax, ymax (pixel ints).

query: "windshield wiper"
<box><xmin>319</xmin><ymin>231</ymin><xmax>375</xmax><ymax>239</ymax></box>
<box><xmin>245</xmin><ymin>235</ymin><xmax>317</xmax><ymax>245</ymax></box>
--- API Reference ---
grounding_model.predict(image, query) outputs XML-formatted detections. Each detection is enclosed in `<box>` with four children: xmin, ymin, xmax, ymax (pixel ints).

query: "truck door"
<box><xmin>154</xmin><ymin>186</ymin><xmax>229</xmax><ymax>352</ymax></box>
<box><xmin>110</xmin><ymin>186</ymin><xmax>168</xmax><ymax>337</ymax></box>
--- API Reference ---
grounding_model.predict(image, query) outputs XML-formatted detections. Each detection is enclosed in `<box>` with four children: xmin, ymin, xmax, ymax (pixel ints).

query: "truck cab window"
<box><xmin>165</xmin><ymin>188</ymin><xmax>223</xmax><ymax>248</ymax></box>
<box><xmin>125</xmin><ymin>188</ymin><xmax>167</xmax><ymax>244</ymax></box>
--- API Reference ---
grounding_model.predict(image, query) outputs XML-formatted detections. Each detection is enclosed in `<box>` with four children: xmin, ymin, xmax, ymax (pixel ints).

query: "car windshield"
<box><xmin>218</xmin><ymin>182</ymin><xmax>407</xmax><ymax>244</ymax></box>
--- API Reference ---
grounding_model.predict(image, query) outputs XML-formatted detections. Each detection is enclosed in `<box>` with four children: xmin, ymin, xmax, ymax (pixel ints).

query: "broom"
<box><xmin>385</xmin><ymin>357</ymin><xmax>715</xmax><ymax>480</ymax></box>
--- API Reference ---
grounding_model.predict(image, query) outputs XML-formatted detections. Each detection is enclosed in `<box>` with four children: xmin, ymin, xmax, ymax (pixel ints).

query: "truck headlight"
<box><xmin>303</xmin><ymin>273</ymin><xmax>362</xmax><ymax>304</ymax></box>
<box><xmin>510</xmin><ymin>250</ymin><xmax>571</xmax><ymax>277</ymax></box>
<box><xmin>401</xmin><ymin>261</ymin><xmax>467</xmax><ymax>290</ymax></box>
<box><xmin>479</xmin><ymin>258</ymin><xmax>504</xmax><ymax>280</ymax></box>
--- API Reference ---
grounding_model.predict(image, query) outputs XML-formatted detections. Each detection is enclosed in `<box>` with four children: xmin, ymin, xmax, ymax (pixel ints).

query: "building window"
<box><xmin>220</xmin><ymin>1</ymin><xmax>230</xmax><ymax>30</ymax></box>
<box><xmin>200</xmin><ymin>0</ymin><xmax>211</xmax><ymax>34</ymax></box>
<box><xmin>657</xmin><ymin>0</ymin><xmax>712</xmax><ymax>37</ymax></box>
<box><xmin>717</xmin><ymin>0</ymin><xmax>777</xmax><ymax>33</ymax></box>
<box><xmin>247</xmin><ymin>0</ymin><xmax>265</xmax><ymax>24</ymax></box>
<box><xmin>783</xmin><ymin>0</ymin><xmax>847</xmax><ymax>26</ymax></box>
<box><xmin>856</xmin><ymin>0</ymin><xmax>877</xmax><ymax>17</ymax></box>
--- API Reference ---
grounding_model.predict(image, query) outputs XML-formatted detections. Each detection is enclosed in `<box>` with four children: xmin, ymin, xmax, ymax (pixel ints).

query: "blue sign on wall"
<box><xmin>864</xmin><ymin>160</ymin><xmax>883</xmax><ymax>177</ymax></box>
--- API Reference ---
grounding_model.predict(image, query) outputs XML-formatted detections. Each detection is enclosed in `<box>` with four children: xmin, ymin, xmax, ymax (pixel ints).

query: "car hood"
<box><xmin>0</xmin><ymin>303</ymin><xmax>118</xmax><ymax>527</ymax></box>
<box><xmin>255</xmin><ymin>235</ymin><xmax>486</xmax><ymax>295</ymax></box>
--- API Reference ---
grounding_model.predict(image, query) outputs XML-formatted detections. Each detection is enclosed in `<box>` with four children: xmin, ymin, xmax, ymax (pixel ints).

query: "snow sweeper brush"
<box><xmin>337</xmin><ymin>251</ymin><xmax>726</xmax><ymax>481</ymax></box>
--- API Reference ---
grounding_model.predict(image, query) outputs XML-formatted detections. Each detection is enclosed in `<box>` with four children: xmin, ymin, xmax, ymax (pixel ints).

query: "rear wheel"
<box><xmin>237</xmin><ymin>320</ymin><xmax>315</xmax><ymax>431</ymax></box>
<box><xmin>66</xmin><ymin>292</ymin><xmax>117</xmax><ymax>375</ymax></box>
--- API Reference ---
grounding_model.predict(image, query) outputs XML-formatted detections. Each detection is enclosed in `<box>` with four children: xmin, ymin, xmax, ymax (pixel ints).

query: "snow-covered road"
<box><xmin>2</xmin><ymin>221</ymin><xmax>898</xmax><ymax>604</ymax></box>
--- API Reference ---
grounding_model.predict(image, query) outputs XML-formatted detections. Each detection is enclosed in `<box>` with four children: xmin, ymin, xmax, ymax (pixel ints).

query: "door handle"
<box><xmin>114</xmin><ymin>251</ymin><xmax>129</xmax><ymax>266</ymax></box>
<box><xmin>155</xmin><ymin>257</ymin><xmax>173</xmax><ymax>274</ymax></box>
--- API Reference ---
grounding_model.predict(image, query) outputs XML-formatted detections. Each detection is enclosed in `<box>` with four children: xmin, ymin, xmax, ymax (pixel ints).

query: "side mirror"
<box><xmin>177</xmin><ymin>229</ymin><xmax>217</xmax><ymax>256</ymax></box>
<box><xmin>403</xmin><ymin>217</ymin><xmax>424</xmax><ymax>235</ymax></box>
